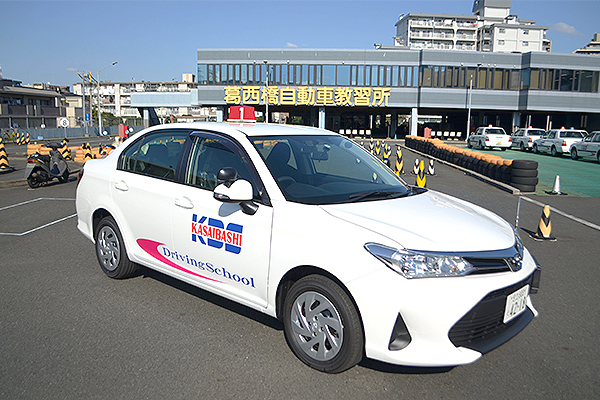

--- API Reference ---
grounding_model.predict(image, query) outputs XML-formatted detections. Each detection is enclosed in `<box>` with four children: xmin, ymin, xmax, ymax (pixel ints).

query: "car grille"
<box><xmin>464</xmin><ymin>257</ymin><xmax>512</xmax><ymax>274</ymax></box>
<box><xmin>448</xmin><ymin>273</ymin><xmax>536</xmax><ymax>354</ymax></box>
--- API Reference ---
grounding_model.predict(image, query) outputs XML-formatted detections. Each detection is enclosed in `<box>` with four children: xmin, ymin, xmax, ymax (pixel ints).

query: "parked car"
<box><xmin>76</xmin><ymin>122</ymin><xmax>540</xmax><ymax>373</ymax></box>
<box><xmin>467</xmin><ymin>126</ymin><xmax>511</xmax><ymax>150</ymax></box>
<box><xmin>511</xmin><ymin>128</ymin><xmax>546</xmax><ymax>151</ymax></box>
<box><xmin>532</xmin><ymin>128</ymin><xmax>587</xmax><ymax>156</ymax></box>
<box><xmin>570</xmin><ymin>131</ymin><xmax>600</xmax><ymax>162</ymax></box>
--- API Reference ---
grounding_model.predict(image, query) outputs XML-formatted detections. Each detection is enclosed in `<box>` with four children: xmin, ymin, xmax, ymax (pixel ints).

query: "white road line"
<box><xmin>0</xmin><ymin>214</ymin><xmax>77</xmax><ymax>236</ymax></box>
<box><xmin>0</xmin><ymin>197</ymin><xmax>76</xmax><ymax>211</ymax></box>
<box><xmin>522</xmin><ymin>196</ymin><xmax>600</xmax><ymax>232</ymax></box>
<box><xmin>0</xmin><ymin>198</ymin><xmax>77</xmax><ymax>236</ymax></box>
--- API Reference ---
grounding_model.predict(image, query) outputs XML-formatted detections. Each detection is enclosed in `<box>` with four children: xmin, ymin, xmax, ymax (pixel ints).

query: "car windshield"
<box><xmin>250</xmin><ymin>135</ymin><xmax>410</xmax><ymax>205</ymax></box>
<box><xmin>487</xmin><ymin>128</ymin><xmax>506</xmax><ymax>135</ymax></box>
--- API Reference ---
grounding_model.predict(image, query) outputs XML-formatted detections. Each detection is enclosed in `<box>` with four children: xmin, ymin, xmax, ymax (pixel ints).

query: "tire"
<box><xmin>27</xmin><ymin>174</ymin><xmax>42</xmax><ymax>188</ymax></box>
<box><xmin>511</xmin><ymin>160</ymin><xmax>538</xmax><ymax>170</ymax></box>
<box><xmin>512</xmin><ymin>183</ymin><xmax>536</xmax><ymax>193</ymax></box>
<box><xmin>511</xmin><ymin>176</ymin><xmax>539</xmax><ymax>186</ymax></box>
<box><xmin>551</xmin><ymin>146</ymin><xmax>559</xmax><ymax>157</ymax></box>
<box><xmin>533</xmin><ymin>144</ymin><xmax>539</xmax><ymax>154</ymax></box>
<box><xmin>95</xmin><ymin>216</ymin><xmax>137</xmax><ymax>279</ymax></box>
<box><xmin>511</xmin><ymin>168</ymin><xmax>538</xmax><ymax>178</ymax></box>
<box><xmin>467</xmin><ymin>140</ymin><xmax>473</xmax><ymax>149</ymax></box>
<box><xmin>283</xmin><ymin>275</ymin><xmax>364</xmax><ymax>373</ymax></box>
<box><xmin>480</xmin><ymin>141</ymin><xmax>486</xmax><ymax>150</ymax></box>
<box><xmin>520</xmin><ymin>142</ymin><xmax>526</xmax><ymax>151</ymax></box>
<box><xmin>58</xmin><ymin>170</ymin><xmax>69</xmax><ymax>183</ymax></box>
<box><xmin>571</xmin><ymin>149</ymin><xmax>579</xmax><ymax>160</ymax></box>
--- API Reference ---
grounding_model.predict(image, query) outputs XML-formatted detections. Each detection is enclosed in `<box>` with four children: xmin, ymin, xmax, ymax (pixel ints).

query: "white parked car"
<box><xmin>467</xmin><ymin>126</ymin><xmax>512</xmax><ymax>150</ymax></box>
<box><xmin>76</xmin><ymin>122</ymin><xmax>540</xmax><ymax>373</ymax></box>
<box><xmin>532</xmin><ymin>128</ymin><xmax>587</xmax><ymax>156</ymax></box>
<box><xmin>570</xmin><ymin>131</ymin><xmax>600</xmax><ymax>162</ymax></box>
<box><xmin>511</xmin><ymin>128</ymin><xmax>546</xmax><ymax>151</ymax></box>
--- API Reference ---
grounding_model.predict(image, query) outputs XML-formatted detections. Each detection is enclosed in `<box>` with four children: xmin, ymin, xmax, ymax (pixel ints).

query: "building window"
<box><xmin>498</xmin><ymin>39</ymin><xmax>505</xmax><ymax>45</ymax></box>
<box><xmin>523</xmin><ymin>41</ymin><xmax>529</xmax><ymax>47</ymax></box>
<box><xmin>523</xmin><ymin>30</ymin><xmax>529</xmax><ymax>35</ymax></box>
<box><xmin>499</xmin><ymin>28</ymin><xmax>506</xmax><ymax>34</ymax></box>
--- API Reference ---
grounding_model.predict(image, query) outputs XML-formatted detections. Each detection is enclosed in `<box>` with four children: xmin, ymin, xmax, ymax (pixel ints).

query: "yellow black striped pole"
<box><xmin>395</xmin><ymin>146</ymin><xmax>404</xmax><ymax>176</ymax></box>
<box><xmin>83</xmin><ymin>143</ymin><xmax>93</xmax><ymax>163</ymax></box>
<box><xmin>533</xmin><ymin>205</ymin><xmax>556</xmax><ymax>241</ymax></box>
<box><xmin>375</xmin><ymin>140</ymin><xmax>381</xmax><ymax>157</ymax></box>
<box><xmin>25</xmin><ymin>132</ymin><xmax>30</xmax><ymax>145</ymax></box>
<box><xmin>0</xmin><ymin>138</ymin><xmax>12</xmax><ymax>170</ymax></box>
<box><xmin>60</xmin><ymin>139</ymin><xmax>71</xmax><ymax>160</ymax></box>
<box><xmin>416</xmin><ymin>160</ymin><xmax>426</xmax><ymax>187</ymax></box>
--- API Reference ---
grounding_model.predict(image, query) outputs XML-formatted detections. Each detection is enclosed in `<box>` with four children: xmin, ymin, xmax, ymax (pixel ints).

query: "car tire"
<box><xmin>511</xmin><ymin>168</ymin><xmax>538</xmax><ymax>178</ymax></box>
<box><xmin>571</xmin><ymin>149</ymin><xmax>579</xmax><ymax>160</ymax></box>
<box><xmin>511</xmin><ymin>176</ymin><xmax>539</xmax><ymax>185</ymax></box>
<box><xmin>467</xmin><ymin>140</ymin><xmax>472</xmax><ymax>149</ymax></box>
<box><xmin>480</xmin><ymin>141</ymin><xmax>486</xmax><ymax>150</ymax></box>
<box><xmin>512</xmin><ymin>183</ymin><xmax>536</xmax><ymax>193</ymax></box>
<box><xmin>533</xmin><ymin>144</ymin><xmax>539</xmax><ymax>154</ymax></box>
<box><xmin>283</xmin><ymin>274</ymin><xmax>364</xmax><ymax>373</ymax></box>
<box><xmin>95</xmin><ymin>216</ymin><xmax>137</xmax><ymax>279</ymax></box>
<box><xmin>551</xmin><ymin>146</ymin><xmax>559</xmax><ymax>157</ymax></box>
<box><xmin>520</xmin><ymin>142</ymin><xmax>526</xmax><ymax>151</ymax></box>
<box><xmin>511</xmin><ymin>160</ymin><xmax>538</xmax><ymax>170</ymax></box>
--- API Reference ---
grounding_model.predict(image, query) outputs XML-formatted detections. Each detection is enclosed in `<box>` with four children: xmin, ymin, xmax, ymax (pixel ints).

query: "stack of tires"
<box><xmin>510</xmin><ymin>160</ymin><xmax>538</xmax><ymax>193</ymax></box>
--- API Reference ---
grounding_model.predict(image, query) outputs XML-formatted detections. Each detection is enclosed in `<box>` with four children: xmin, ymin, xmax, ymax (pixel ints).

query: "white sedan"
<box><xmin>570</xmin><ymin>131</ymin><xmax>600</xmax><ymax>162</ymax></box>
<box><xmin>76</xmin><ymin>122</ymin><xmax>540</xmax><ymax>373</ymax></box>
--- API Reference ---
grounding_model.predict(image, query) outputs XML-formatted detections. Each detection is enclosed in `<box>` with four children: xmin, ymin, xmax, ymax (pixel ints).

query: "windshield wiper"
<box><xmin>347</xmin><ymin>190</ymin><xmax>409</xmax><ymax>202</ymax></box>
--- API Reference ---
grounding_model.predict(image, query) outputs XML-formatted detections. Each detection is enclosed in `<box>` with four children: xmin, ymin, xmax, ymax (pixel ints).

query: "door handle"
<box><xmin>114</xmin><ymin>180</ymin><xmax>129</xmax><ymax>191</ymax></box>
<box><xmin>174</xmin><ymin>196</ymin><xmax>194</xmax><ymax>209</ymax></box>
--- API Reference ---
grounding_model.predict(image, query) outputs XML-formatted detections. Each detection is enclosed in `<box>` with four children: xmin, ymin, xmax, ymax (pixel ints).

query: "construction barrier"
<box><xmin>395</xmin><ymin>146</ymin><xmax>405</xmax><ymax>176</ymax></box>
<box><xmin>416</xmin><ymin>160</ymin><xmax>426</xmax><ymax>188</ymax></box>
<box><xmin>404</xmin><ymin>135</ymin><xmax>538</xmax><ymax>192</ymax></box>
<box><xmin>0</xmin><ymin>138</ymin><xmax>12</xmax><ymax>171</ymax></box>
<box><xmin>533</xmin><ymin>205</ymin><xmax>556</xmax><ymax>241</ymax></box>
<box><xmin>427</xmin><ymin>159</ymin><xmax>435</xmax><ymax>176</ymax></box>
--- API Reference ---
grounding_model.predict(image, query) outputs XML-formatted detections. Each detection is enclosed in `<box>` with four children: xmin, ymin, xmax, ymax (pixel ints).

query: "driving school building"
<box><xmin>193</xmin><ymin>48</ymin><xmax>600</xmax><ymax>137</ymax></box>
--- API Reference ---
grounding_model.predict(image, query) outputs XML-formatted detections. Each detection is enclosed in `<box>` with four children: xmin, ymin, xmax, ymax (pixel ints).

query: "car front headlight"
<box><xmin>364</xmin><ymin>243</ymin><xmax>475</xmax><ymax>279</ymax></box>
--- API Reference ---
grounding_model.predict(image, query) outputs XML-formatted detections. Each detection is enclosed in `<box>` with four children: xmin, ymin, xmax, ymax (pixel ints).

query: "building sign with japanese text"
<box><xmin>224</xmin><ymin>86</ymin><xmax>390</xmax><ymax>107</ymax></box>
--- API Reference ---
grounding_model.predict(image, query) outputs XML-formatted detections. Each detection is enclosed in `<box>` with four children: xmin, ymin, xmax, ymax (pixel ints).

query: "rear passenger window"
<box><xmin>119</xmin><ymin>130</ymin><xmax>189</xmax><ymax>180</ymax></box>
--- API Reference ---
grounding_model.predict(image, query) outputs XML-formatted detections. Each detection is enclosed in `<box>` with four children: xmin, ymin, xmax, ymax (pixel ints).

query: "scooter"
<box><xmin>25</xmin><ymin>142</ymin><xmax>70</xmax><ymax>188</ymax></box>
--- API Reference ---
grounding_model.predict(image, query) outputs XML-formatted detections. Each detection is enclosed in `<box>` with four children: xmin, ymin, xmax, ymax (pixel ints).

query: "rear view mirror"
<box><xmin>213</xmin><ymin>179</ymin><xmax>258</xmax><ymax>215</ymax></box>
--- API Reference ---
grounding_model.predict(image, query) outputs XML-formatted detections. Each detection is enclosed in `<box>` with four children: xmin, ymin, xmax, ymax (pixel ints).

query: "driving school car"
<box><xmin>76</xmin><ymin>122</ymin><xmax>540</xmax><ymax>373</ymax></box>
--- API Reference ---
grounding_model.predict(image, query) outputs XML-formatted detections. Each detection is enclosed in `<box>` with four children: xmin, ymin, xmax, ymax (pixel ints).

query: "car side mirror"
<box><xmin>213</xmin><ymin>179</ymin><xmax>258</xmax><ymax>215</ymax></box>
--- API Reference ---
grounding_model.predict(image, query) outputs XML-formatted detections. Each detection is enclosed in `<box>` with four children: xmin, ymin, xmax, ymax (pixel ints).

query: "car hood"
<box><xmin>320</xmin><ymin>190</ymin><xmax>514</xmax><ymax>253</ymax></box>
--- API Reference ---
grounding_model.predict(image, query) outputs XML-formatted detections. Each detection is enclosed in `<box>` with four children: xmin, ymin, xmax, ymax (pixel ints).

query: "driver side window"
<box><xmin>186</xmin><ymin>135</ymin><xmax>260</xmax><ymax>198</ymax></box>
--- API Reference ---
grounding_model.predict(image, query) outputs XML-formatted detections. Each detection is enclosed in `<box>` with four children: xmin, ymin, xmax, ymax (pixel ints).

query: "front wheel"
<box><xmin>58</xmin><ymin>170</ymin><xmax>69</xmax><ymax>183</ymax></box>
<box><xmin>520</xmin><ymin>142</ymin><xmax>526</xmax><ymax>151</ymax></box>
<box><xmin>283</xmin><ymin>275</ymin><xmax>364</xmax><ymax>373</ymax></box>
<box><xmin>94</xmin><ymin>216</ymin><xmax>137</xmax><ymax>279</ymax></box>
<box><xmin>533</xmin><ymin>144</ymin><xmax>539</xmax><ymax>154</ymax></box>
<box><xmin>571</xmin><ymin>149</ymin><xmax>579</xmax><ymax>160</ymax></box>
<box><xmin>551</xmin><ymin>146</ymin><xmax>559</xmax><ymax>157</ymax></box>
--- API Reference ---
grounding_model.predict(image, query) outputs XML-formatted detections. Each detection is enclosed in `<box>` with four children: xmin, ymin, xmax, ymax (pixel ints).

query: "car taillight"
<box><xmin>508</xmin><ymin>137</ymin><xmax>512</xmax><ymax>142</ymax></box>
<box><xmin>485</xmin><ymin>135</ymin><xmax>490</xmax><ymax>141</ymax></box>
<box><xmin>562</xmin><ymin>140</ymin><xmax>567</xmax><ymax>146</ymax></box>
<box><xmin>528</xmin><ymin>137</ymin><xmax>533</xmax><ymax>143</ymax></box>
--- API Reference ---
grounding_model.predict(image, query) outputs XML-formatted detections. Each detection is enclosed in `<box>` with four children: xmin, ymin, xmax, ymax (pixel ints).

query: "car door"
<box><xmin>170</xmin><ymin>132</ymin><xmax>273</xmax><ymax>309</ymax></box>
<box><xmin>540</xmin><ymin>131</ymin><xmax>555</xmax><ymax>152</ymax></box>
<box><xmin>111</xmin><ymin>129</ymin><xmax>190</xmax><ymax>268</ymax></box>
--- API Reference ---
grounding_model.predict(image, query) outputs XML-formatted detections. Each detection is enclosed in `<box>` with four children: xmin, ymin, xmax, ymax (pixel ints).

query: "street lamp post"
<box><xmin>465</xmin><ymin>63</ymin><xmax>482</xmax><ymax>140</ymax></box>
<box><xmin>97</xmin><ymin>61</ymin><xmax>118</xmax><ymax>135</ymax></box>
<box><xmin>263</xmin><ymin>60</ymin><xmax>269</xmax><ymax>123</ymax></box>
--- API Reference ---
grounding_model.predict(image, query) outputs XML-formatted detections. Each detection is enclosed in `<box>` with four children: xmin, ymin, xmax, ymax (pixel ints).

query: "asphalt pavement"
<box><xmin>0</xmin><ymin>142</ymin><xmax>599</xmax><ymax>399</ymax></box>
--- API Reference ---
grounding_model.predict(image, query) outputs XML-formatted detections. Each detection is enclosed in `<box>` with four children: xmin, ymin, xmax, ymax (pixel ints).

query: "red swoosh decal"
<box><xmin>137</xmin><ymin>238</ymin><xmax>222</xmax><ymax>283</ymax></box>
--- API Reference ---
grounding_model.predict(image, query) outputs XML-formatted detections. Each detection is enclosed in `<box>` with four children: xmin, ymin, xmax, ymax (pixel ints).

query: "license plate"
<box><xmin>503</xmin><ymin>285</ymin><xmax>529</xmax><ymax>324</ymax></box>
<box><xmin>496</xmin><ymin>139</ymin><xmax>503</xmax><ymax>145</ymax></box>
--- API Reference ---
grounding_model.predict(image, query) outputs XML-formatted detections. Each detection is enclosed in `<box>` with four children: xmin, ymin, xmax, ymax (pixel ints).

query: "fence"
<box><xmin>1</xmin><ymin>126</ymin><xmax>144</xmax><ymax>142</ymax></box>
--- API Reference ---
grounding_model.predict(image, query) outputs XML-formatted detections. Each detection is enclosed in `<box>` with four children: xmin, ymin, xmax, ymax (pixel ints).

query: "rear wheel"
<box><xmin>533</xmin><ymin>144</ymin><xmax>539</xmax><ymax>154</ymax></box>
<box><xmin>520</xmin><ymin>142</ymin><xmax>526</xmax><ymax>151</ymax></box>
<box><xmin>27</xmin><ymin>174</ymin><xmax>41</xmax><ymax>188</ymax></box>
<box><xmin>94</xmin><ymin>216</ymin><xmax>137</xmax><ymax>279</ymax></box>
<box><xmin>283</xmin><ymin>275</ymin><xmax>364</xmax><ymax>373</ymax></box>
<box><xmin>551</xmin><ymin>146</ymin><xmax>559</xmax><ymax>157</ymax></box>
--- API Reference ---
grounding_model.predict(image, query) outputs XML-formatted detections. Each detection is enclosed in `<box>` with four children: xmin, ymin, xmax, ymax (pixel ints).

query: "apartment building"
<box><xmin>393</xmin><ymin>0</ymin><xmax>550</xmax><ymax>53</ymax></box>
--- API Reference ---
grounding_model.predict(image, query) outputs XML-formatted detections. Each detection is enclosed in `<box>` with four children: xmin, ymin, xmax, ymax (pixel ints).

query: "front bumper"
<box><xmin>347</xmin><ymin>251</ymin><xmax>540</xmax><ymax>367</ymax></box>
